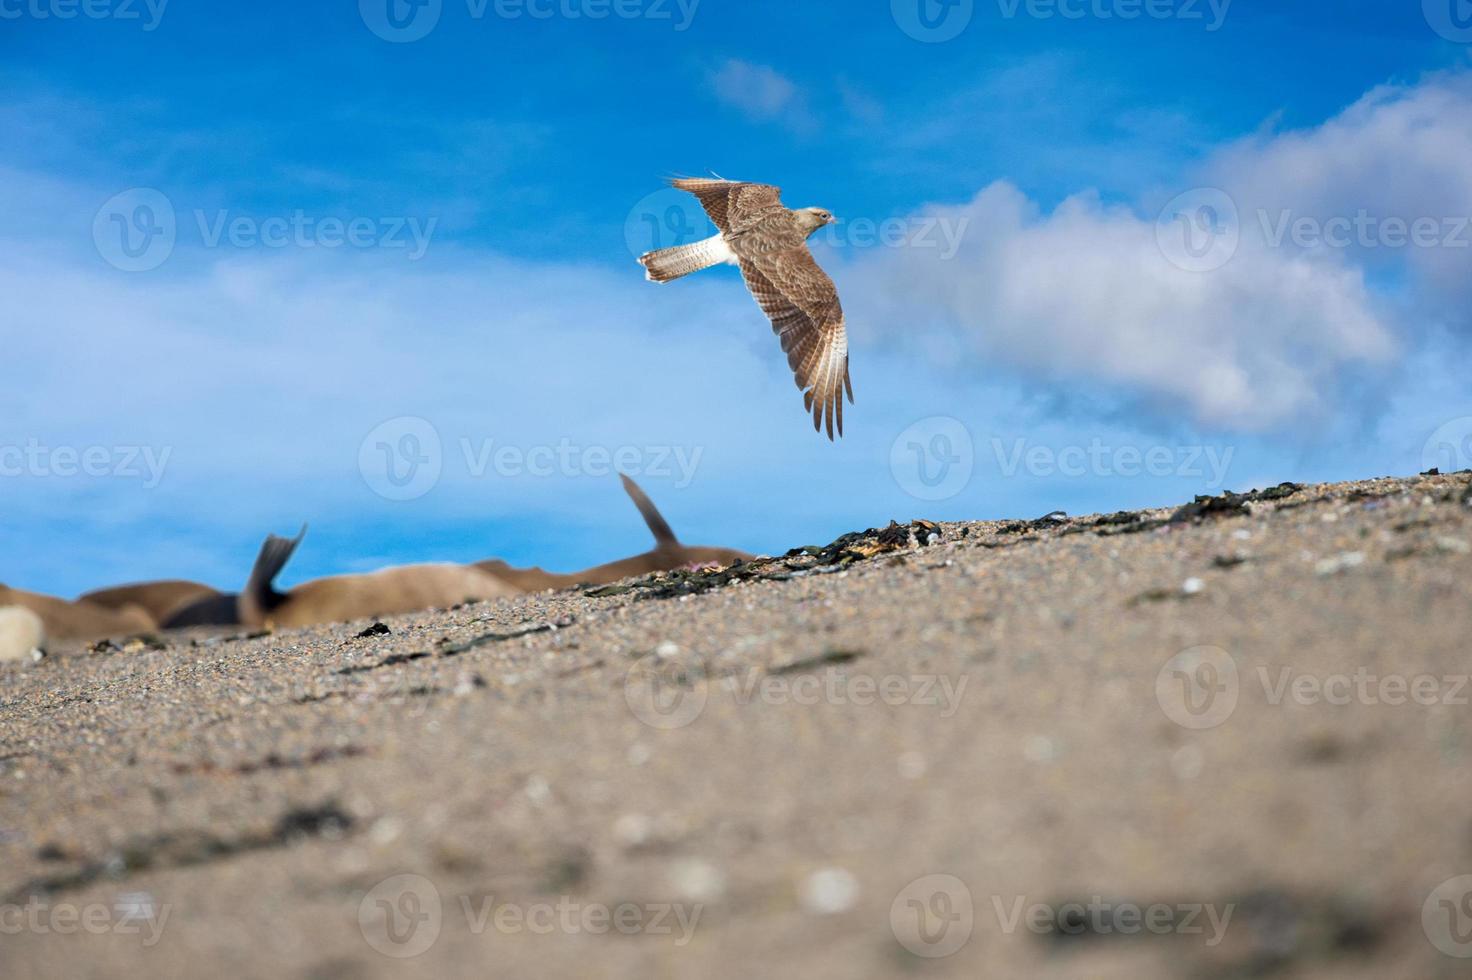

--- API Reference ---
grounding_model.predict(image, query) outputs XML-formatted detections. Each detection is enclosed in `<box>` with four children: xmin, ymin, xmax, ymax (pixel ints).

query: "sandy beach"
<box><xmin>2</xmin><ymin>471</ymin><xmax>1470</xmax><ymax>979</ymax></box>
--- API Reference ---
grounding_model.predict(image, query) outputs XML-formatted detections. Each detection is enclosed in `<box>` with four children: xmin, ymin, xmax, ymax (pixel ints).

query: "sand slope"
<box><xmin>1</xmin><ymin>472</ymin><xmax>1470</xmax><ymax>979</ymax></box>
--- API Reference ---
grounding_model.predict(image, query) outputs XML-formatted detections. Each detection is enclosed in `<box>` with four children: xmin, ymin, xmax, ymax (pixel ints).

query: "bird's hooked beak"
<box><xmin>825</xmin><ymin>213</ymin><xmax>838</xmax><ymax>225</ymax></box>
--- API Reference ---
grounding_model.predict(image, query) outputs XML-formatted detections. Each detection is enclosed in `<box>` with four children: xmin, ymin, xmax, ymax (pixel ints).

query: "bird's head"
<box><xmin>796</xmin><ymin>207</ymin><xmax>836</xmax><ymax>236</ymax></box>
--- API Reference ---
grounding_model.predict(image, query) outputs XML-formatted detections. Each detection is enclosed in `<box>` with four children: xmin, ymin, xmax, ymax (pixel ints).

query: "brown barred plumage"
<box><xmin>638</xmin><ymin>176</ymin><xmax>853</xmax><ymax>440</ymax></box>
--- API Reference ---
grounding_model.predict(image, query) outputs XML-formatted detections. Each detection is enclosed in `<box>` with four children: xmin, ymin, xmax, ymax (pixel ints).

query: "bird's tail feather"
<box><xmin>638</xmin><ymin>234</ymin><xmax>731</xmax><ymax>283</ymax></box>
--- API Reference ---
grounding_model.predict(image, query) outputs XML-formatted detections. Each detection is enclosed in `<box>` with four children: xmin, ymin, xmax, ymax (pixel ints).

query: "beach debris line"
<box><xmin>11</xmin><ymin>801</ymin><xmax>354</xmax><ymax>901</ymax></box>
<box><xmin>584</xmin><ymin>520</ymin><xmax>944</xmax><ymax>601</ymax></box>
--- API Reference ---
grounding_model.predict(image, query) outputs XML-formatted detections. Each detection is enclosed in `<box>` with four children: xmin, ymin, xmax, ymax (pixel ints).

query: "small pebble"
<box><xmin>612</xmin><ymin>813</ymin><xmax>651</xmax><ymax>848</ymax></box>
<box><xmin>370</xmin><ymin>817</ymin><xmax>403</xmax><ymax>845</ymax></box>
<box><xmin>801</xmin><ymin>868</ymin><xmax>859</xmax><ymax>915</ymax></box>
<box><xmin>1182</xmin><ymin>577</ymin><xmax>1205</xmax><ymax>595</ymax></box>
<box><xmin>115</xmin><ymin>892</ymin><xmax>157</xmax><ymax>919</ymax></box>
<box><xmin>669</xmin><ymin>859</ymin><xmax>726</xmax><ymax>902</ymax></box>
<box><xmin>897</xmin><ymin>751</ymin><xmax>927</xmax><ymax>780</ymax></box>
<box><xmin>524</xmin><ymin>775</ymin><xmax>551</xmax><ymax>804</ymax></box>
<box><xmin>1315</xmin><ymin>552</ymin><xmax>1366</xmax><ymax>576</ymax></box>
<box><xmin>1023</xmin><ymin>735</ymin><xmax>1058</xmax><ymax>763</ymax></box>
<box><xmin>1171</xmin><ymin>745</ymin><xmax>1205</xmax><ymax>780</ymax></box>
<box><xmin>655</xmin><ymin>641</ymin><xmax>681</xmax><ymax>659</ymax></box>
<box><xmin>453</xmin><ymin>674</ymin><xmax>486</xmax><ymax>696</ymax></box>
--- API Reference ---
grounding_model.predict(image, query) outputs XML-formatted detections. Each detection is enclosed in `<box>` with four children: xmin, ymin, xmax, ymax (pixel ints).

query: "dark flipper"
<box><xmin>160</xmin><ymin>592</ymin><xmax>242</xmax><ymax>629</ymax></box>
<box><xmin>240</xmin><ymin>525</ymin><xmax>306</xmax><ymax>625</ymax></box>
<box><xmin>620</xmin><ymin>475</ymin><xmax>679</xmax><ymax>548</ymax></box>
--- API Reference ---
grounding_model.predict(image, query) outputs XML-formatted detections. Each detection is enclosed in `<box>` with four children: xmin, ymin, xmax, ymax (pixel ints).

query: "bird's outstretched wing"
<box><xmin>669</xmin><ymin>176</ymin><xmax>853</xmax><ymax>439</ymax></box>
<box><xmin>738</xmin><ymin>248</ymin><xmax>852</xmax><ymax>440</ymax></box>
<box><xmin>670</xmin><ymin>177</ymin><xmax>784</xmax><ymax>235</ymax></box>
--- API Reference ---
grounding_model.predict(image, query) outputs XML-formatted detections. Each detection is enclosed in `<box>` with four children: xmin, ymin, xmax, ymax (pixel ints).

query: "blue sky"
<box><xmin>2</xmin><ymin>0</ymin><xmax>1471</xmax><ymax>597</ymax></box>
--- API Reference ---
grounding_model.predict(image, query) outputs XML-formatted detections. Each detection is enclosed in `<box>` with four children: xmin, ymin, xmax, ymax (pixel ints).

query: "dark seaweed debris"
<box><xmin>800</xmin><ymin>519</ymin><xmax>943</xmax><ymax>566</ymax></box>
<box><xmin>1094</xmin><ymin>511</ymin><xmax>1146</xmax><ymax>528</ymax></box>
<box><xmin>170</xmin><ymin>745</ymin><xmax>369</xmax><ymax>777</ymax></box>
<box><xmin>1128</xmin><ymin>586</ymin><xmax>1200</xmax><ymax>607</ymax></box>
<box><xmin>354</xmin><ymin>622</ymin><xmax>391</xmax><ymax>639</ymax></box>
<box><xmin>87</xmin><ymin>635</ymin><xmax>168</xmax><ymax>654</ymax></box>
<box><xmin>1057</xmin><ymin>510</ymin><xmax>1155</xmax><ymax>538</ymax></box>
<box><xmin>768</xmin><ymin>649</ymin><xmax>865</xmax><ymax>675</ymax></box>
<box><xmin>1169</xmin><ymin>493</ymin><xmax>1251</xmax><ymax>523</ymax></box>
<box><xmin>586</xmin><ymin>520</ymin><xmax>943</xmax><ymax>602</ymax></box>
<box><xmin>1035</xmin><ymin>888</ymin><xmax>1384</xmax><ymax>972</ymax></box>
<box><xmin>1011</xmin><ymin>483</ymin><xmax>1306</xmax><ymax>542</ymax></box>
<box><xmin>334</xmin><ymin>619</ymin><xmax>572</xmax><ymax>676</ymax></box>
<box><xmin>1207</xmin><ymin>889</ymin><xmax>1385</xmax><ymax>976</ymax></box>
<box><xmin>1168</xmin><ymin>483</ymin><xmax>1305</xmax><ymax>525</ymax></box>
<box><xmin>12</xmin><ymin>802</ymin><xmax>354</xmax><ymax>901</ymax></box>
<box><xmin>999</xmin><ymin>511</ymin><xmax>1070</xmax><ymax>534</ymax></box>
<box><xmin>1249</xmin><ymin>482</ymin><xmax>1306</xmax><ymax>501</ymax></box>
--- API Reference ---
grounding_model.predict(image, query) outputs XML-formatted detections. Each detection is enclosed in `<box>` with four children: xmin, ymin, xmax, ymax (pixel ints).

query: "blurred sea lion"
<box><xmin>160</xmin><ymin>591</ymin><xmax>244</xmax><ymax>629</ymax></box>
<box><xmin>0</xmin><ymin>606</ymin><xmax>46</xmax><ymax>663</ymax></box>
<box><xmin>474</xmin><ymin>475</ymin><xmax>751</xmax><ymax>589</ymax></box>
<box><xmin>80</xmin><ymin>580</ymin><xmax>220</xmax><ymax>624</ymax></box>
<box><xmin>239</xmin><ymin>528</ymin><xmax>517</xmax><ymax>630</ymax></box>
<box><xmin>237</xmin><ymin>476</ymin><xmax>748</xmax><ymax>630</ymax></box>
<box><xmin>0</xmin><ymin>585</ymin><xmax>154</xmax><ymax>644</ymax></box>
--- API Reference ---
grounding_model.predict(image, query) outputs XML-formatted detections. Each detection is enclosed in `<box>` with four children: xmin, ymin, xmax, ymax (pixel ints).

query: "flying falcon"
<box><xmin>638</xmin><ymin>177</ymin><xmax>853</xmax><ymax>440</ymax></box>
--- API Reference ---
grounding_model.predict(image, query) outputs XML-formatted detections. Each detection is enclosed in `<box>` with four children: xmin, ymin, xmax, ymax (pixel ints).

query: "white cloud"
<box><xmin>708</xmin><ymin>59</ymin><xmax>811</xmax><ymax>132</ymax></box>
<box><xmin>848</xmin><ymin>71</ymin><xmax>1472</xmax><ymax>431</ymax></box>
<box><xmin>846</xmin><ymin>180</ymin><xmax>1395</xmax><ymax>431</ymax></box>
<box><xmin>1203</xmin><ymin>70</ymin><xmax>1472</xmax><ymax>328</ymax></box>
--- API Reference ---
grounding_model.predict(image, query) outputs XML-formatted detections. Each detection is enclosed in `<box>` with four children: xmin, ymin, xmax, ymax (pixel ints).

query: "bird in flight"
<box><xmin>639</xmin><ymin>177</ymin><xmax>853</xmax><ymax>440</ymax></box>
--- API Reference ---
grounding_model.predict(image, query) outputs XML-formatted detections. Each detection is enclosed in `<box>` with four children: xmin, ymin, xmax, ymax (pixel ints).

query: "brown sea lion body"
<box><xmin>237</xmin><ymin>477</ymin><xmax>748</xmax><ymax>630</ymax></box>
<box><xmin>80</xmin><ymin>580</ymin><xmax>220</xmax><ymax>624</ymax></box>
<box><xmin>0</xmin><ymin>606</ymin><xmax>47</xmax><ymax>662</ymax></box>
<box><xmin>474</xmin><ymin>476</ymin><xmax>751</xmax><ymax>590</ymax></box>
<box><xmin>159</xmin><ymin>592</ymin><xmax>244</xmax><ymax>629</ymax></box>
<box><xmin>238</xmin><ymin>528</ymin><xmax>518</xmax><ymax>629</ymax></box>
<box><xmin>0</xmin><ymin>585</ymin><xmax>155</xmax><ymax>644</ymax></box>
